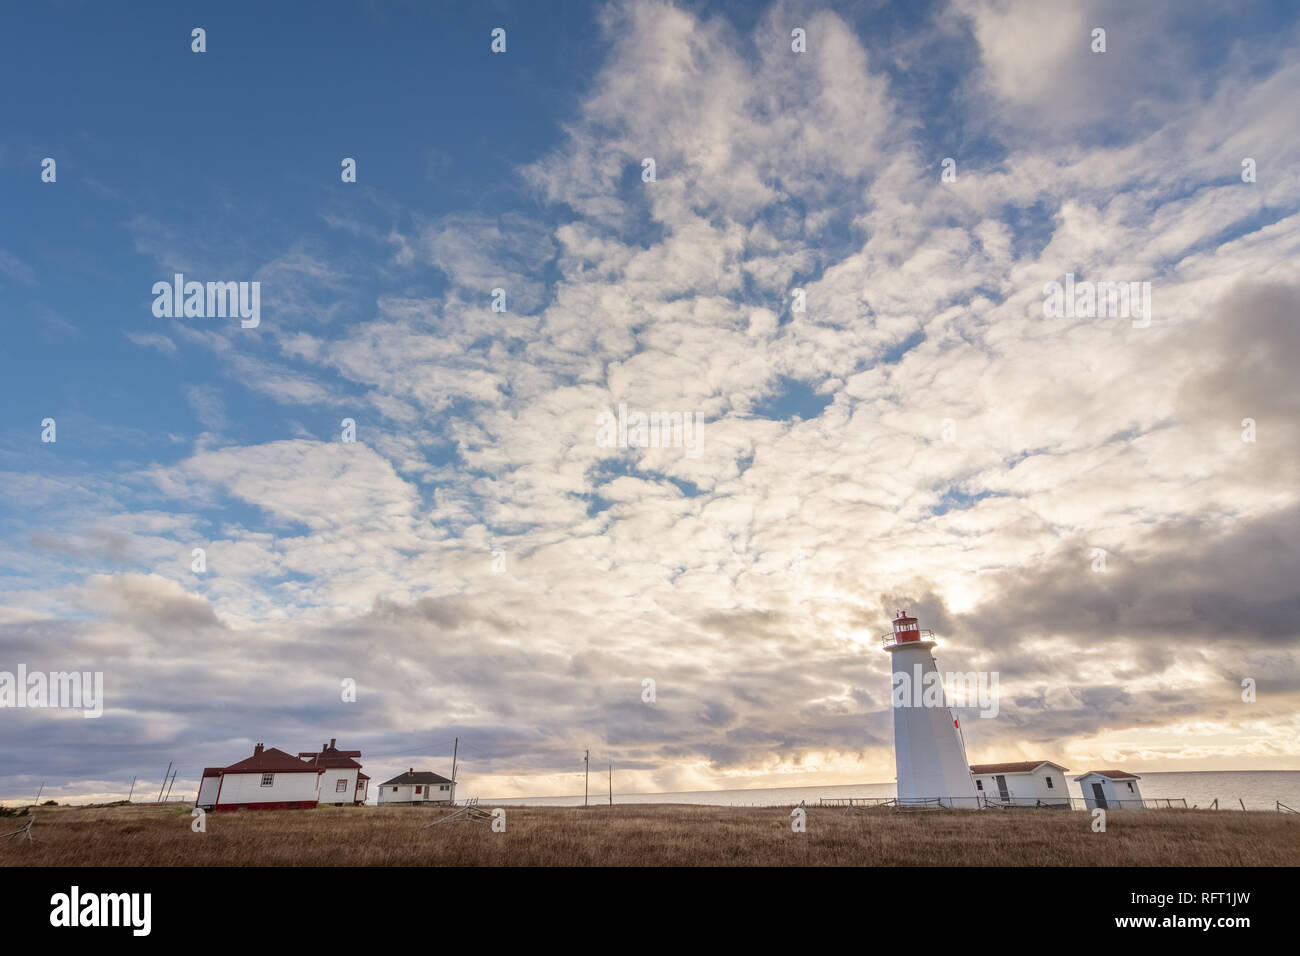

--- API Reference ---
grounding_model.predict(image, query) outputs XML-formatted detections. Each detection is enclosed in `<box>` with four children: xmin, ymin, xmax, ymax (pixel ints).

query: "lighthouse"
<box><xmin>882</xmin><ymin>611</ymin><xmax>978</xmax><ymax>808</ymax></box>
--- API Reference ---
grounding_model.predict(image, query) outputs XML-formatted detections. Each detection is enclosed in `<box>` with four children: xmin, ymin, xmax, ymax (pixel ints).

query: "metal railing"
<box><xmin>817</xmin><ymin>794</ymin><xmax>1192</xmax><ymax>811</ymax></box>
<box><xmin>980</xmin><ymin>795</ymin><xmax>1187</xmax><ymax>810</ymax></box>
<box><xmin>880</xmin><ymin>629</ymin><xmax>936</xmax><ymax>647</ymax></box>
<box><xmin>980</xmin><ymin>795</ymin><xmax>1073</xmax><ymax>809</ymax></box>
<box><xmin>818</xmin><ymin>797</ymin><xmax>896</xmax><ymax>808</ymax></box>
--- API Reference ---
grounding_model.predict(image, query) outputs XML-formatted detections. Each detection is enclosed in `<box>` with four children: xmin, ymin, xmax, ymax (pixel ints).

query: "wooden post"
<box><xmin>156</xmin><ymin>762</ymin><xmax>172</xmax><ymax>802</ymax></box>
<box><xmin>450</xmin><ymin>737</ymin><xmax>459</xmax><ymax>805</ymax></box>
<box><xmin>584</xmin><ymin>750</ymin><xmax>589</xmax><ymax>807</ymax></box>
<box><xmin>609</xmin><ymin>764</ymin><xmax>612</xmax><ymax>806</ymax></box>
<box><xmin>164</xmin><ymin>769</ymin><xmax>178</xmax><ymax>802</ymax></box>
<box><xmin>127</xmin><ymin>776</ymin><xmax>136</xmax><ymax>802</ymax></box>
<box><xmin>1239</xmin><ymin>798</ymin><xmax>1246</xmax><ymax>811</ymax></box>
<box><xmin>34</xmin><ymin>782</ymin><xmax>44</xmax><ymax>806</ymax></box>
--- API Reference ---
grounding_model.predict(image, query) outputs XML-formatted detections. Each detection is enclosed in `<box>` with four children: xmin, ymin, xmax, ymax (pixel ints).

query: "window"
<box><xmin>1045</xmin><ymin>777</ymin><xmax>1054</xmax><ymax>789</ymax></box>
<box><xmin>440</xmin><ymin>785</ymin><xmax>449</xmax><ymax>791</ymax></box>
<box><xmin>415</xmin><ymin>785</ymin><xmax>423</xmax><ymax>795</ymax></box>
<box><xmin>392</xmin><ymin>786</ymin><xmax>398</xmax><ymax>792</ymax></box>
<box><xmin>260</xmin><ymin>773</ymin><xmax>274</xmax><ymax>787</ymax></box>
<box><xmin>336</xmin><ymin>779</ymin><xmax>348</xmax><ymax>792</ymax></box>
<box><xmin>975</xmin><ymin>779</ymin><xmax>983</xmax><ymax>791</ymax></box>
<box><xmin>1127</xmin><ymin>781</ymin><xmax>1135</xmax><ymax>792</ymax></box>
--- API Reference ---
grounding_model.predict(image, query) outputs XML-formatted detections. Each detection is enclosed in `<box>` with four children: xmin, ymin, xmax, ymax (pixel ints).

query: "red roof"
<box><xmin>301</xmin><ymin>754</ymin><xmax>362</xmax><ymax>769</ymax></box>
<box><xmin>1075</xmin><ymin>769</ymin><xmax>1140</xmax><ymax>780</ymax></box>
<box><xmin>970</xmin><ymin>761</ymin><xmax>1067</xmax><ymax>774</ymax></box>
<box><xmin>297</xmin><ymin>741</ymin><xmax>363</xmax><ymax>769</ymax></box>
<box><xmin>201</xmin><ymin>767</ymin><xmax>223</xmax><ymax>778</ymax></box>
<box><xmin>298</xmin><ymin>749</ymin><xmax>361</xmax><ymax>759</ymax></box>
<box><xmin>222</xmin><ymin>745</ymin><xmax>323</xmax><ymax>775</ymax></box>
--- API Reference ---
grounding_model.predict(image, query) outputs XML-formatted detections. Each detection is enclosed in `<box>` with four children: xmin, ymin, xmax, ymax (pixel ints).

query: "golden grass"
<box><xmin>3</xmin><ymin>802</ymin><xmax>1297</xmax><ymax>866</ymax></box>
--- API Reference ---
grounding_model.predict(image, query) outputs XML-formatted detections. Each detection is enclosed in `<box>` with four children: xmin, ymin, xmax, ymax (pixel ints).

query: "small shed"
<box><xmin>970</xmin><ymin>761</ymin><xmax>1071</xmax><ymax>806</ymax></box>
<box><xmin>1075</xmin><ymin>770</ymin><xmax>1143</xmax><ymax>809</ymax></box>
<box><xmin>377</xmin><ymin>769</ymin><xmax>454</xmax><ymax>805</ymax></box>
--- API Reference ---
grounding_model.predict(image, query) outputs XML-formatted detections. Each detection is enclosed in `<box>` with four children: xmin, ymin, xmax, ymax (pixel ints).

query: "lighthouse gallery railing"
<box><xmin>880</xmin><ymin>629</ymin><xmax>936</xmax><ymax>647</ymax></box>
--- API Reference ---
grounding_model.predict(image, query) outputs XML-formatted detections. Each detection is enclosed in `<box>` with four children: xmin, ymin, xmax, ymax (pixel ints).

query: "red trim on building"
<box><xmin>214</xmin><ymin>800</ymin><xmax>318</xmax><ymax>812</ymax></box>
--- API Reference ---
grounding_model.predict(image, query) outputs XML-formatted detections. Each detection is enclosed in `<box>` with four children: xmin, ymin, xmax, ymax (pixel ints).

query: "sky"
<box><xmin>1</xmin><ymin>0</ymin><xmax>1298</xmax><ymax>804</ymax></box>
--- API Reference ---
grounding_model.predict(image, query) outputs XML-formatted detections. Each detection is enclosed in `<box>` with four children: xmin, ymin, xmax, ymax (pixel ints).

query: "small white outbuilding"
<box><xmin>1075</xmin><ymin>770</ymin><xmax>1144</xmax><ymax>809</ymax></box>
<box><xmin>377</xmin><ymin>768</ymin><xmax>454</xmax><ymax>805</ymax></box>
<box><xmin>969</xmin><ymin>761</ymin><xmax>1071</xmax><ymax>807</ymax></box>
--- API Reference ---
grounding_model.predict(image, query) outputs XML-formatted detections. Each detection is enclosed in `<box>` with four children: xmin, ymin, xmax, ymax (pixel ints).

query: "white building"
<box><xmin>377</xmin><ymin>769</ymin><xmax>454</xmax><ymax>805</ymax></box>
<box><xmin>298</xmin><ymin>738</ymin><xmax>368</xmax><ymax>806</ymax></box>
<box><xmin>882</xmin><ymin>612</ymin><xmax>979</xmax><ymax>808</ymax></box>
<box><xmin>1076</xmin><ymin>770</ymin><xmax>1144</xmax><ymax>809</ymax></box>
<box><xmin>970</xmin><ymin>761</ymin><xmax>1071</xmax><ymax>807</ymax></box>
<box><xmin>204</xmin><ymin>743</ymin><xmax>324</xmax><ymax>811</ymax></box>
<box><xmin>195</xmin><ymin>739</ymin><xmax>369</xmax><ymax>811</ymax></box>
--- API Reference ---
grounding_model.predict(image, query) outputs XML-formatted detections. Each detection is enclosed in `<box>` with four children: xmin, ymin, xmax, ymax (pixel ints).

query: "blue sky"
<box><xmin>3</xmin><ymin>3</ymin><xmax>596</xmax><ymax>464</ymax></box>
<box><xmin>2</xmin><ymin>0</ymin><xmax>1299</xmax><ymax>803</ymax></box>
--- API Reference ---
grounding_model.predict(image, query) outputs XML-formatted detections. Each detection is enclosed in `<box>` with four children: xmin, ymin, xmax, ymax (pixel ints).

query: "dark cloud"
<box><xmin>952</xmin><ymin>503</ymin><xmax>1300</xmax><ymax>651</ymax></box>
<box><xmin>1181</xmin><ymin>279</ymin><xmax>1300</xmax><ymax>430</ymax></box>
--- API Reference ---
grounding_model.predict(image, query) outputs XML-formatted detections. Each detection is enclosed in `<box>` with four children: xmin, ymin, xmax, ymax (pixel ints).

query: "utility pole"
<box><xmin>609</xmin><ymin>764</ymin><xmax>613</xmax><ymax>806</ymax></box>
<box><xmin>584</xmin><ymin>750</ymin><xmax>589</xmax><ymax>807</ymax></box>
<box><xmin>450</xmin><ymin>737</ymin><xmax>459</xmax><ymax>805</ymax></box>
<box><xmin>34</xmin><ymin>782</ymin><xmax>44</xmax><ymax>806</ymax></box>
<box><xmin>127</xmin><ymin>776</ymin><xmax>136</xmax><ymax>802</ymax></box>
<box><xmin>164</xmin><ymin>769</ymin><xmax>177</xmax><ymax>802</ymax></box>
<box><xmin>156</xmin><ymin>761</ymin><xmax>172</xmax><ymax>802</ymax></box>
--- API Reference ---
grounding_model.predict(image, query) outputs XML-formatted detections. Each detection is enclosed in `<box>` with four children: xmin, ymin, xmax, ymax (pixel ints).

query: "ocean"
<box><xmin>486</xmin><ymin>770</ymin><xmax>1300</xmax><ymax>809</ymax></box>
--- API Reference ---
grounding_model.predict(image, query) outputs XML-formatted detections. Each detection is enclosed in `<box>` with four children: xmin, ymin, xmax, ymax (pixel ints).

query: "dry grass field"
<box><xmin>2</xmin><ymin>801</ymin><xmax>1297</xmax><ymax>866</ymax></box>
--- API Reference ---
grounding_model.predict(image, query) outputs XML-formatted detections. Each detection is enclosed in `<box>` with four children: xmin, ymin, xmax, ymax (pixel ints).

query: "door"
<box><xmin>995</xmin><ymin>775</ymin><xmax>1010</xmax><ymax>801</ymax></box>
<box><xmin>1091</xmin><ymin>782</ymin><xmax>1107</xmax><ymax>808</ymax></box>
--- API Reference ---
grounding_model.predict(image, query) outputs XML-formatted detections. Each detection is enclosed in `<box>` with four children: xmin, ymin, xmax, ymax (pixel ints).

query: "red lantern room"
<box><xmin>893</xmin><ymin>611</ymin><xmax>919</xmax><ymax>641</ymax></box>
<box><xmin>880</xmin><ymin>610</ymin><xmax>936</xmax><ymax>648</ymax></box>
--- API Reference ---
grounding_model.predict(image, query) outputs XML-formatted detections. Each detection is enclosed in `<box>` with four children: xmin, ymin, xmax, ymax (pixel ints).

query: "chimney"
<box><xmin>329</xmin><ymin>738</ymin><xmax>336</xmax><ymax>750</ymax></box>
<box><xmin>409</xmin><ymin>768</ymin><xmax>413</xmax><ymax>773</ymax></box>
<box><xmin>254</xmin><ymin>743</ymin><xmax>264</xmax><ymax>755</ymax></box>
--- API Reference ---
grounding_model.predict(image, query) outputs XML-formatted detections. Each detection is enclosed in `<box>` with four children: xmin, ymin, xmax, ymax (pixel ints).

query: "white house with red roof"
<box><xmin>195</xmin><ymin>739</ymin><xmax>369</xmax><ymax>811</ymax></box>
<box><xmin>969</xmin><ymin>760</ymin><xmax>1071</xmax><ymax>807</ymax></box>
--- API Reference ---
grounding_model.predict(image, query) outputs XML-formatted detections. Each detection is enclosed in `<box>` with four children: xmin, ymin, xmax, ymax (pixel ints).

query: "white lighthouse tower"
<box><xmin>882</xmin><ymin>611</ymin><xmax>978</xmax><ymax>808</ymax></box>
